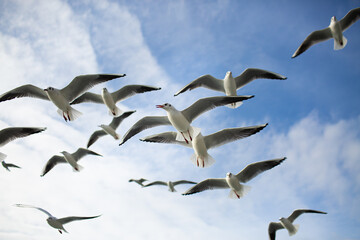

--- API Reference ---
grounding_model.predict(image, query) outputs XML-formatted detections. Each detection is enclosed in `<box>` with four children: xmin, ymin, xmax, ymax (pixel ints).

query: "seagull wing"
<box><xmin>109</xmin><ymin>111</ymin><xmax>136</xmax><ymax>129</ymax></box>
<box><xmin>140</xmin><ymin>131</ymin><xmax>191</xmax><ymax>148</ymax></box>
<box><xmin>236</xmin><ymin>157</ymin><xmax>286</xmax><ymax>183</ymax></box>
<box><xmin>143</xmin><ymin>181</ymin><xmax>168</xmax><ymax>187</ymax></box>
<box><xmin>0</xmin><ymin>84</ymin><xmax>49</xmax><ymax>102</ymax></box>
<box><xmin>57</xmin><ymin>215</ymin><xmax>101</xmax><ymax>225</ymax></box>
<box><xmin>292</xmin><ymin>27</ymin><xmax>332</xmax><ymax>58</ymax></box>
<box><xmin>14</xmin><ymin>204</ymin><xmax>54</xmax><ymax>217</ymax></box>
<box><xmin>61</xmin><ymin>74</ymin><xmax>126</xmax><ymax>102</ymax></box>
<box><xmin>234</xmin><ymin>68</ymin><xmax>287</xmax><ymax>90</ymax></box>
<box><xmin>0</xmin><ymin>127</ymin><xmax>46</xmax><ymax>147</ymax></box>
<box><xmin>182</xmin><ymin>178</ymin><xmax>229</xmax><ymax>195</ymax></box>
<box><xmin>111</xmin><ymin>85</ymin><xmax>161</xmax><ymax>102</ymax></box>
<box><xmin>173</xmin><ymin>180</ymin><xmax>197</xmax><ymax>186</ymax></box>
<box><xmin>268</xmin><ymin>222</ymin><xmax>284</xmax><ymax>240</ymax></box>
<box><xmin>119</xmin><ymin>116</ymin><xmax>171</xmax><ymax>145</ymax></box>
<box><xmin>204</xmin><ymin>124</ymin><xmax>268</xmax><ymax>149</ymax></box>
<box><xmin>6</xmin><ymin>163</ymin><xmax>21</xmax><ymax>169</ymax></box>
<box><xmin>287</xmin><ymin>209</ymin><xmax>327</xmax><ymax>223</ymax></box>
<box><xmin>70</xmin><ymin>92</ymin><xmax>103</xmax><ymax>105</ymax></box>
<box><xmin>72</xmin><ymin>148</ymin><xmax>102</xmax><ymax>160</ymax></box>
<box><xmin>41</xmin><ymin>155</ymin><xmax>66</xmax><ymax>177</ymax></box>
<box><xmin>339</xmin><ymin>7</ymin><xmax>360</xmax><ymax>32</ymax></box>
<box><xmin>87</xmin><ymin>130</ymin><xmax>107</xmax><ymax>148</ymax></box>
<box><xmin>181</xmin><ymin>95</ymin><xmax>254</xmax><ymax>122</ymax></box>
<box><xmin>174</xmin><ymin>74</ymin><xmax>225</xmax><ymax>96</ymax></box>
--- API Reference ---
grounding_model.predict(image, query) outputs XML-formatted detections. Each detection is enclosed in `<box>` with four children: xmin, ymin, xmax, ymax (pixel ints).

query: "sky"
<box><xmin>0</xmin><ymin>0</ymin><xmax>359</xmax><ymax>239</ymax></box>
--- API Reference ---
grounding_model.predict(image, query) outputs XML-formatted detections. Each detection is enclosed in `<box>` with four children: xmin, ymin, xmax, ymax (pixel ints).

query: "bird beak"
<box><xmin>156</xmin><ymin>105</ymin><xmax>164</xmax><ymax>108</ymax></box>
<box><xmin>43</xmin><ymin>89</ymin><xmax>48</xmax><ymax>92</ymax></box>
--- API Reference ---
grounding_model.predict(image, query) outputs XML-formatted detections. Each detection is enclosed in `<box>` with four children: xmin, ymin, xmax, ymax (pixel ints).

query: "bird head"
<box><xmin>44</xmin><ymin>87</ymin><xmax>55</xmax><ymax>92</ymax></box>
<box><xmin>331</xmin><ymin>16</ymin><xmax>337</xmax><ymax>22</ymax></box>
<box><xmin>226</xmin><ymin>172</ymin><xmax>232</xmax><ymax>178</ymax></box>
<box><xmin>225</xmin><ymin>71</ymin><xmax>233</xmax><ymax>78</ymax></box>
<box><xmin>156</xmin><ymin>103</ymin><xmax>174</xmax><ymax>111</ymax></box>
<box><xmin>102</xmin><ymin>88</ymin><xmax>108</xmax><ymax>93</ymax></box>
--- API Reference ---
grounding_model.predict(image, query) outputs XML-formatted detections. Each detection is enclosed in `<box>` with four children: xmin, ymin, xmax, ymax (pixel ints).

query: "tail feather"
<box><xmin>190</xmin><ymin>153</ymin><xmax>216</xmax><ymax>168</ymax></box>
<box><xmin>175</xmin><ymin>127</ymin><xmax>201</xmax><ymax>142</ymax></box>
<box><xmin>0</xmin><ymin>152</ymin><xmax>7</xmax><ymax>161</ymax></box>
<box><xmin>228</xmin><ymin>185</ymin><xmax>251</xmax><ymax>199</ymax></box>
<box><xmin>72</xmin><ymin>164</ymin><xmax>84</xmax><ymax>172</ymax></box>
<box><xmin>334</xmin><ymin>36</ymin><xmax>347</xmax><ymax>50</ymax></box>
<box><xmin>57</xmin><ymin>108</ymin><xmax>82</xmax><ymax>121</ymax></box>
<box><xmin>226</xmin><ymin>101</ymin><xmax>243</xmax><ymax>109</ymax></box>
<box><xmin>108</xmin><ymin>106</ymin><xmax>123</xmax><ymax>117</ymax></box>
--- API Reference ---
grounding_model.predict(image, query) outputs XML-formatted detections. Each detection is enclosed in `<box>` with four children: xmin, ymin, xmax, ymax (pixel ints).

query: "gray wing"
<box><xmin>287</xmin><ymin>209</ymin><xmax>327</xmax><ymax>223</ymax></box>
<box><xmin>204</xmin><ymin>124</ymin><xmax>268</xmax><ymax>149</ymax></box>
<box><xmin>14</xmin><ymin>204</ymin><xmax>53</xmax><ymax>217</ymax></box>
<box><xmin>236</xmin><ymin>157</ymin><xmax>286</xmax><ymax>183</ymax></box>
<box><xmin>339</xmin><ymin>7</ymin><xmax>360</xmax><ymax>32</ymax></box>
<box><xmin>119</xmin><ymin>116</ymin><xmax>171</xmax><ymax>145</ymax></box>
<box><xmin>140</xmin><ymin>131</ymin><xmax>191</xmax><ymax>148</ymax></box>
<box><xmin>0</xmin><ymin>84</ymin><xmax>49</xmax><ymax>102</ymax></box>
<box><xmin>174</xmin><ymin>74</ymin><xmax>225</xmax><ymax>96</ymax></box>
<box><xmin>72</xmin><ymin>148</ymin><xmax>102</xmax><ymax>160</ymax></box>
<box><xmin>182</xmin><ymin>178</ymin><xmax>229</xmax><ymax>195</ymax></box>
<box><xmin>87</xmin><ymin>130</ymin><xmax>107</xmax><ymax>148</ymax></box>
<box><xmin>292</xmin><ymin>28</ymin><xmax>332</xmax><ymax>58</ymax></box>
<box><xmin>111</xmin><ymin>85</ymin><xmax>161</xmax><ymax>102</ymax></box>
<box><xmin>41</xmin><ymin>155</ymin><xmax>66</xmax><ymax>177</ymax></box>
<box><xmin>268</xmin><ymin>222</ymin><xmax>284</xmax><ymax>240</ymax></box>
<box><xmin>234</xmin><ymin>68</ymin><xmax>287</xmax><ymax>90</ymax></box>
<box><xmin>0</xmin><ymin>127</ymin><xmax>46</xmax><ymax>147</ymax></box>
<box><xmin>70</xmin><ymin>92</ymin><xmax>103</xmax><ymax>105</ymax></box>
<box><xmin>60</xmin><ymin>74</ymin><xmax>126</xmax><ymax>102</ymax></box>
<box><xmin>6</xmin><ymin>163</ymin><xmax>21</xmax><ymax>169</ymax></box>
<box><xmin>109</xmin><ymin>111</ymin><xmax>136</xmax><ymax>129</ymax></box>
<box><xmin>58</xmin><ymin>215</ymin><xmax>101</xmax><ymax>225</ymax></box>
<box><xmin>143</xmin><ymin>181</ymin><xmax>168</xmax><ymax>187</ymax></box>
<box><xmin>173</xmin><ymin>180</ymin><xmax>197</xmax><ymax>186</ymax></box>
<box><xmin>181</xmin><ymin>95</ymin><xmax>254</xmax><ymax>122</ymax></box>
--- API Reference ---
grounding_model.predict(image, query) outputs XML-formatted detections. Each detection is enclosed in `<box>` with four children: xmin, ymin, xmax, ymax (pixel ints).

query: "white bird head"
<box><xmin>331</xmin><ymin>16</ymin><xmax>337</xmax><ymax>22</ymax></box>
<box><xmin>226</xmin><ymin>172</ymin><xmax>233</xmax><ymax>178</ymax></box>
<box><xmin>156</xmin><ymin>103</ymin><xmax>175</xmax><ymax>111</ymax></box>
<box><xmin>44</xmin><ymin>87</ymin><xmax>55</xmax><ymax>92</ymax></box>
<box><xmin>102</xmin><ymin>88</ymin><xmax>109</xmax><ymax>94</ymax></box>
<box><xmin>225</xmin><ymin>71</ymin><xmax>233</xmax><ymax>78</ymax></box>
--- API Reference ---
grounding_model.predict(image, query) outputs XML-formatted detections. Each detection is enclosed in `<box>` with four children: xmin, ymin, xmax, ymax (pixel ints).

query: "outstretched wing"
<box><xmin>287</xmin><ymin>209</ymin><xmax>327</xmax><ymax>223</ymax></box>
<box><xmin>234</xmin><ymin>68</ymin><xmax>286</xmax><ymax>90</ymax></box>
<box><xmin>182</xmin><ymin>178</ymin><xmax>229</xmax><ymax>195</ymax></box>
<box><xmin>112</xmin><ymin>85</ymin><xmax>161</xmax><ymax>102</ymax></box>
<box><xmin>140</xmin><ymin>131</ymin><xmax>191</xmax><ymax>148</ymax></box>
<box><xmin>268</xmin><ymin>222</ymin><xmax>284</xmax><ymax>240</ymax></box>
<box><xmin>87</xmin><ymin>130</ymin><xmax>107</xmax><ymax>148</ymax></box>
<box><xmin>143</xmin><ymin>181</ymin><xmax>167</xmax><ymax>187</ymax></box>
<box><xmin>58</xmin><ymin>215</ymin><xmax>101</xmax><ymax>225</ymax></box>
<box><xmin>70</xmin><ymin>92</ymin><xmax>103</xmax><ymax>105</ymax></box>
<box><xmin>0</xmin><ymin>84</ymin><xmax>49</xmax><ymax>102</ymax></box>
<box><xmin>174</xmin><ymin>75</ymin><xmax>225</xmax><ymax>96</ymax></box>
<box><xmin>41</xmin><ymin>155</ymin><xmax>66</xmax><ymax>177</ymax></box>
<box><xmin>72</xmin><ymin>148</ymin><xmax>102</xmax><ymax>160</ymax></box>
<box><xmin>61</xmin><ymin>74</ymin><xmax>126</xmax><ymax>102</ymax></box>
<box><xmin>339</xmin><ymin>7</ymin><xmax>360</xmax><ymax>32</ymax></box>
<box><xmin>0</xmin><ymin>127</ymin><xmax>46</xmax><ymax>147</ymax></box>
<box><xmin>173</xmin><ymin>180</ymin><xmax>197</xmax><ymax>186</ymax></box>
<box><xmin>236</xmin><ymin>157</ymin><xmax>286</xmax><ymax>183</ymax></box>
<box><xmin>14</xmin><ymin>204</ymin><xmax>53</xmax><ymax>217</ymax></box>
<box><xmin>109</xmin><ymin>111</ymin><xmax>136</xmax><ymax>129</ymax></box>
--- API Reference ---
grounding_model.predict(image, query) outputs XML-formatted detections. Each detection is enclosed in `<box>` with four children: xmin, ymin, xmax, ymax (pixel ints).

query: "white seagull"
<box><xmin>41</xmin><ymin>148</ymin><xmax>102</xmax><ymax>176</ymax></box>
<box><xmin>174</xmin><ymin>69</ymin><xmax>286</xmax><ymax>108</ymax></box>
<box><xmin>292</xmin><ymin>7</ymin><xmax>360</xmax><ymax>58</ymax></box>
<box><xmin>70</xmin><ymin>85</ymin><xmax>161</xmax><ymax>117</ymax></box>
<box><xmin>0</xmin><ymin>127</ymin><xmax>46</xmax><ymax>161</ymax></box>
<box><xmin>87</xmin><ymin>111</ymin><xmax>136</xmax><ymax>148</ymax></box>
<box><xmin>182</xmin><ymin>157</ymin><xmax>286</xmax><ymax>198</ymax></box>
<box><xmin>1</xmin><ymin>160</ymin><xmax>21</xmax><ymax>171</ymax></box>
<box><xmin>141</xmin><ymin>123</ymin><xmax>268</xmax><ymax>168</ymax></box>
<box><xmin>0</xmin><ymin>74</ymin><xmax>126</xmax><ymax>121</ymax></box>
<box><xmin>119</xmin><ymin>95</ymin><xmax>254</xmax><ymax>145</ymax></box>
<box><xmin>268</xmin><ymin>209</ymin><xmax>327</xmax><ymax>240</ymax></box>
<box><xmin>14</xmin><ymin>204</ymin><xmax>101</xmax><ymax>234</ymax></box>
<box><xmin>143</xmin><ymin>180</ymin><xmax>197</xmax><ymax>192</ymax></box>
<box><xmin>129</xmin><ymin>178</ymin><xmax>148</xmax><ymax>187</ymax></box>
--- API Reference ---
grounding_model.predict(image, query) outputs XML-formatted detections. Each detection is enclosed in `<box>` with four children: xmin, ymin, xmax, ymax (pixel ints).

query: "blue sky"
<box><xmin>0</xmin><ymin>0</ymin><xmax>359</xmax><ymax>239</ymax></box>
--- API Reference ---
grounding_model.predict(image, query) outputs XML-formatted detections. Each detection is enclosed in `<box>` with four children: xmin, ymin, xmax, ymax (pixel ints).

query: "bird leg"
<box><xmin>67</xmin><ymin>111</ymin><xmax>71</xmax><ymax>121</ymax></box>
<box><xmin>196</xmin><ymin>157</ymin><xmax>199</xmax><ymax>167</ymax></box>
<box><xmin>188</xmin><ymin>130</ymin><xmax>192</xmax><ymax>141</ymax></box>
<box><xmin>234</xmin><ymin>191</ymin><xmax>240</xmax><ymax>199</ymax></box>
<box><xmin>181</xmin><ymin>132</ymin><xmax>189</xmax><ymax>144</ymax></box>
<box><xmin>58</xmin><ymin>230</ymin><xmax>63</xmax><ymax>234</ymax></box>
<box><xmin>62</xmin><ymin>112</ymin><xmax>68</xmax><ymax>122</ymax></box>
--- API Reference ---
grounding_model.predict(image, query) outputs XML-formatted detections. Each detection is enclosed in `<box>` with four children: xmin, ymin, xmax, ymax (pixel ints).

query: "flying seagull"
<box><xmin>143</xmin><ymin>180</ymin><xmax>197</xmax><ymax>192</ymax></box>
<box><xmin>292</xmin><ymin>7</ymin><xmax>360</xmax><ymax>58</ymax></box>
<box><xmin>174</xmin><ymin>69</ymin><xmax>286</xmax><ymax>108</ymax></box>
<box><xmin>14</xmin><ymin>204</ymin><xmax>101</xmax><ymax>234</ymax></box>
<box><xmin>87</xmin><ymin>111</ymin><xmax>136</xmax><ymax>148</ymax></box>
<box><xmin>41</xmin><ymin>148</ymin><xmax>102</xmax><ymax>176</ymax></box>
<box><xmin>119</xmin><ymin>95</ymin><xmax>254</xmax><ymax>145</ymax></box>
<box><xmin>129</xmin><ymin>178</ymin><xmax>148</xmax><ymax>187</ymax></box>
<box><xmin>141</xmin><ymin>123</ymin><xmax>268</xmax><ymax>168</ymax></box>
<box><xmin>0</xmin><ymin>74</ymin><xmax>126</xmax><ymax>121</ymax></box>
<box><xmin>268</xmin><ymin>209</ymin><xmax>327</xmax><ymax>239</ymax></box>
<box><xmin>0</xmin><ymin>127</ymin><xmax>46</xmax><ymax>161</ymax></box>
<box><xmin>182</xmin><ymin>157</ymin><xmax>286</xmax><ymax>198</ymax></box>
<box><xmin>70</xmin><ymin>85</ymin><xmax>161</xmax><ymax>117</ymax></box>
<box><xmin>1</xmin><ymin>160</ymin><xmax>21</xmax><ymax>171</ymax></box>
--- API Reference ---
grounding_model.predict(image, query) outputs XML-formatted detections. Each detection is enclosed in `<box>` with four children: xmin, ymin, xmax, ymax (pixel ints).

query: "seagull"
<box><xmin>129</xmin><ymin>178</ymin><xmax>148</xmax><ymax>187</ymax></box>
<box><xmin>143</xmin><ymin>180</ymin><xmax>197</xmax><ymax>192</ymax></box>
<box><xmin>41</xmin><ymin>148</ymin><xmax>102</xmax><ymax>176</ymax></box>
<box><xmin>119</xmin><ymin>95</ymin><xmax>254</xmax><ymax>145</ymax></box>
<box><xmin>87</xmin><ymin>111</ymin><xmax>136</xmax><ymax>148</ymax></box>
<box><xmin>141</xmin><ymin>123</ymin><xmax>268</xmax><ymax>168</ymax></box>
<box><xmin>292</xmin><ymin>7</ymin><xmax>360</xmax><ymax>58</ymax></box>
<box><xmin>0</xmin><ymin>74</ymin><xmax>126</xmax><ymax>121</ymax></box>
<box><xmin>0</xmin><ymin>127</ymin><xmax>46</xmax><ymax>161</ymax></box>
<box><xmin>14</xmin><ymin>204</ymin><xmax>101</xmax><ymax>234</ymax></box>
<box><xmin>268</xmin><ymin>209</ymin><xmax>327</xmax><ymax>240</ymax></box>
<box><xmin>1</xmin><ymin>160</ymin><xmax>21</xmax><ymax>171</ymax></box>
<box><xmin>182</xmin><ymin>157</ymin><xmax>286</xmax><ymax>198</ymax></box>
<box><xmin>70</xmin><ymin>85</ymin><xmax>161</xmax><ymax>117</ymax></box>
<box><xmin>174</xmin><ymin>69</ymin><xmax>286</xmax><ymax>108</ymax></box>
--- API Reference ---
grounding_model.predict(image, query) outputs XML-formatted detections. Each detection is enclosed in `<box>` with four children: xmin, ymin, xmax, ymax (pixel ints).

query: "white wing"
<box><xmin>182</xmin><ymin>178</ymin><xmax>229</xmax><ymax>195</ymax></box>
<box><xmin>140</xmin><ymin>131</ymin><xmax>191</xmax><ymax>148</ymax></box>
<box><xmin>287</xmin><ymin>209</ymin><xmax>327</xmax><ymax>223</ymax></box>
<box><xmin>234</xmin><ymin>68</ymin><xmax>287</xmax><ymax>90</ymax></box>
<box><xmin>339</xmin><ymin>7</ymin><xmax>360</xmax><ymax>32</ymax></box>
<box><xmin>14</xmin><ymin>204</ymin><xmax>54</xmax><ymax>218</ymax></box>
<box><xmin>111</xmin><ymin>85</ymin><xmax>161</xmax><ymax>102</ymax></box>
<box><xmin>0</xmin><ymin>127</ymin><xmax>46</xmax><ymax>147</ymax></box>
<box><xmin>0</xmin><ymin>84</ymin><xmax>49</xmax><ymax>102</ymax></box>
<box><xmin>57</xmin><ymin>215</ymin><xmax>101</xmax><ymax>225</ymax></box>
<box><xmin>174</xmin><ymin>74</ymin><xmax>225</xmax><ymax>96</ymax></box>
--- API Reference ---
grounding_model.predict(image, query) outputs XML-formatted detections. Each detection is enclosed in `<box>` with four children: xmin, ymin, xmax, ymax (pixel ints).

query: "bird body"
<box><xmin>61</xmin><ymin>151</ymin><xmax>83</xmax><ymax>172</ymax></box>
<box><xmin>191</xmin><ymin>133</ymin><xmax>214</xmax><ymax>168</ymax></box>
<box><xmin>1</xmin><ymin>160</ymin><xmax>21</xmax><ymax>171</ymax></box>
<box><xmin>225</xmin><ymin>172</ymin><xmax>250</xmax><ymax>199</ymax></box>
<box><xmin>101</xmin><ymin>88</ymin><xmax>121</xmax><ymax>116</ymax></box>
<box><xmin>279</xmin><ymin>217</ymin><xmax>299</xmax><ymax>236</ymax></box>
<box><xmin>99</xmin><ymin>124</ymin><xmax>119</xmax><ymax>140</ymax></box>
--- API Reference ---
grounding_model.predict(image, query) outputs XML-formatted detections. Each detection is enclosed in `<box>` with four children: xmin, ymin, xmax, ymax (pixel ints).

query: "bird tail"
<box><xmin>289</xmin><ymin>224</ymin><xmax>299</xmax><ymax>236</ymax></box>
<box><xmin>228</xmin><ymin>185</ymin><xmax>251</xmax><ymax>199</ymax></box>
<box><xmin>57</xmin><ymin>107</ymin><xmax>82</xmax><ymax>121</ymax></box>
<box><xmin>72</xmin><ymin>164</ymin><xmax>84</xmax><ymax>172</ymax></box>
<box><xmin>334</xmin><ymin>36</ymin><xmax>347</xmax><ymax>50</ymax></box>
<box><xmin>226</xmin><ymin>101</ymin><xmax>243</xmax><ymax>109</ymax></box>
<box><xmin>108</xmin><ymin>106</ymin><xmax>123</xmax><ymax>117</ymax></box>
<box><xmin>175</xmin><ymin>126</ymin><xmax>201</xmax><ymax>143</ymax></box>
<box><xmin>0</xmin><ymin>152</ymin><xmax>7</xmax><ymax>161</ymax></box>
<box><xmin>190</xmin><ymin>153</ymin><xmax>215</xmax><ymax>168</ymax></box>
